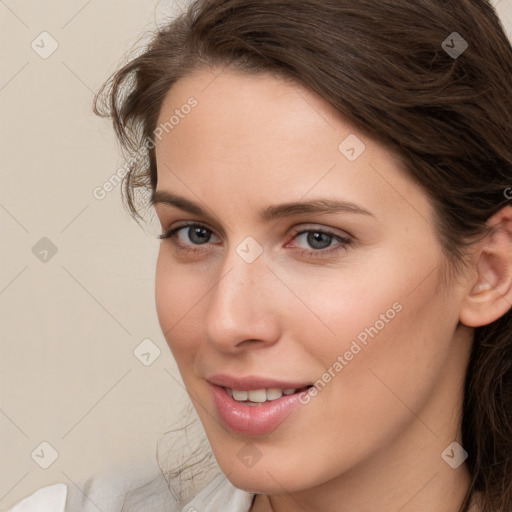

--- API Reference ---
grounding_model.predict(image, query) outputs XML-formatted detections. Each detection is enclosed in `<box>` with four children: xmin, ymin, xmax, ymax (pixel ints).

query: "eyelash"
<box><xmin>158</xmin><ymin>222</ymin><xmax>352</xmax><ymax>259</ymax></box>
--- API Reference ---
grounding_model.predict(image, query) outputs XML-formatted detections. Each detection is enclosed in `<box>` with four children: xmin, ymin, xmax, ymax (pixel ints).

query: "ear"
<box><xmin>459</xmin><ymin>205</ymin><xmax>512</xmax><ymax>327</ymax></box>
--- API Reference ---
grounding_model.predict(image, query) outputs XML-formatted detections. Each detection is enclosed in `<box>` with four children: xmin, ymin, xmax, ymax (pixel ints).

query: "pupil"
<box><xmin>308</xmin><ymin>231</ymin><xmax>331</xmax><ymax>249</ymax></box>
<box><xmin>189</xmin><ymin>227</ymin><xmax>210</xmax><ymax>244</ymax></box>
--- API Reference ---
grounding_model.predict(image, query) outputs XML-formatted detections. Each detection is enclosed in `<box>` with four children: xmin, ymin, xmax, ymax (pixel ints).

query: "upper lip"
<box><xmin>206</xmin><ymin>374</ymin><xmax>312</xmax><ymax>391</ymax></box>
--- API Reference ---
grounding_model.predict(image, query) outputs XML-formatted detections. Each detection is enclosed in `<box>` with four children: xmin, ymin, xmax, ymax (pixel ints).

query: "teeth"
<box><xmin>248</xmin><ymin>389</ymin><xmax>267</xmax><ymax>403</ymax></box>
<box><xmin>266</xmin><ymin>388</ymin><xmax>284</xmax><ymax>400</ymax></box>
<box><xmin>232</xmin><ymin>390</ymin><xmax>248</xmax><ymax>401</ymax></box>
<box><xmin>228</xmin><ymin>387</ymin><xmax>299</xmax><ymax>402</ymax></box>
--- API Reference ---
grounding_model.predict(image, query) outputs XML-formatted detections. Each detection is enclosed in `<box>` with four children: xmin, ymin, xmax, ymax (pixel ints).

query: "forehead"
<box><xmin>154</xmin><ymin>67</ymin><xmax>432</xmax><ymax>226</ymax></box>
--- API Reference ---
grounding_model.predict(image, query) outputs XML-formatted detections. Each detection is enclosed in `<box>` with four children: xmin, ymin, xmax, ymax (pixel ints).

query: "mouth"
<box><xmin>208</xmin><ymin>381</ymin><xmax>315</xmax><ymax>436</ymax></box>
<box><xmin>206</xmin><ymin>373</ymin><xmax>313</xmax><ymax>392</ymax></box>
<box><xmin>223</xmin><ymin>385</ymin><xmax>313</xmax><ymax>406</ymax></box>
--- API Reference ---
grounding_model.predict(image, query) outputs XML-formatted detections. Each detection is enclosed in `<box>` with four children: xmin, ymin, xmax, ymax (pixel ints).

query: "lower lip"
<box><xmin>209</xmin><ymin>383</ymin><xmax>309</xmax><ymax>436</ymax></box>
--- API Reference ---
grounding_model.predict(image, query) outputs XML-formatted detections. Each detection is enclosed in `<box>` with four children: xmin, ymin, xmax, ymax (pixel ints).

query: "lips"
<box><xmin>206</xmin><ymin>373</ymin><xmax>312</xmax><ymax>391</ymax></box>
<box><xmin>206</xmin><ymin>374</ymin><xmax>314</xmax><ymax>435</ymax></box>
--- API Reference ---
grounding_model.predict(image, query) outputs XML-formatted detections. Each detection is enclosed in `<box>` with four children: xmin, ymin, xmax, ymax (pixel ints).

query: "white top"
<box><xmin>5</xmin><ymin>484</ymin><xmax>67</xmax><ymax>512</ymax></box>
<box><xmin>5</xmin><ymin>473</ymin><xmax>256</xmax><ymax>512</ymax></box>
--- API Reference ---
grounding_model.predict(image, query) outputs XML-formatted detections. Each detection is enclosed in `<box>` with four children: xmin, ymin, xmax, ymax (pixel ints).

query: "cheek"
<box><xmin>289</xmin><ymin>242</ymin><xmax>446</xmax><ymax>356</ymax></box>
<box><xmin>272</xmin><ymin>257</ymin><xmax>407</xmax><ymax>361</ymax></box>
<box><xmin>155</xmin><ymin>248</ymin><xmax>205</xmax><ymax>364</ymax></box>
<box><xmin>302</xmin><ymin>263</ymin><xmax>454</xmax><ymax>430</ymax></box>
<box><xmin>286</xmin><ymin>249</ymin><xmax>454</xmax><ymax>411</ymax></box>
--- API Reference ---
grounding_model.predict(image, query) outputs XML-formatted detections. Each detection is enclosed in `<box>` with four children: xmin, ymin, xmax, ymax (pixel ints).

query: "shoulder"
<box><xmin>180</xmin><ymin>472</ymin><xmax>255</xmax><ymax>512</ymax></box>
<box><xmin>5</xmin><ymin>483</ymin><xmax>67</xmax><ymax>512</ymax></box>
<box><xmin>5</xmin><ymin>466</ymin><xmax>182</xmax><ymax>512</ymax></box>
<box><xmin>5</xmin><ymin>471</ymin><xmax>254</xmax><ymax>512</ymax></box>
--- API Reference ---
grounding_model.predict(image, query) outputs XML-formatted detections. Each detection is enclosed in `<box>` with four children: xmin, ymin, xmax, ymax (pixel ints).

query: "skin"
<box><xmin>153</xmin><ymin>67</ymin><xmax>512</xmax><ymax>512</ymax></box>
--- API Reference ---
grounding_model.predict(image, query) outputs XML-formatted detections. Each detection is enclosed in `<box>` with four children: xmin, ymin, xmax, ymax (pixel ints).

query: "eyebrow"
<box><xmin>151</xmin><ymin>190</ymin><xmax>374</xmax><ymax>222</ymax></box>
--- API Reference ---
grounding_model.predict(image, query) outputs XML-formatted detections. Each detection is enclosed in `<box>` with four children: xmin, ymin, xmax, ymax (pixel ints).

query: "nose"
<box><xmin>203</xmin><ymin>248</ymin><xmax>281</xmax><ymax>353</ymax></box>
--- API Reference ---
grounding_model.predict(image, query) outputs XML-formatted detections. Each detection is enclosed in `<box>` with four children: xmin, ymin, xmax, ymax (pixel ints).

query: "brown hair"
<box><xmin>93</xmin><ymin>1</ymin><xmax>512</xmax><ymax>510</ymax></box>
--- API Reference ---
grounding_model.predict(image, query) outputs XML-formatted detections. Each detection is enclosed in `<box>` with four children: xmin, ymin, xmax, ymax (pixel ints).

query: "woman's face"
<box><xmin>153</xmin><ymin>67</ymin><xmax>472</xmax><ymax>496</ymax></box>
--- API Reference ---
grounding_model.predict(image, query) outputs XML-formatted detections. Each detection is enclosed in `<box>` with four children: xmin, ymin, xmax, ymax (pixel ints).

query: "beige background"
<box><xmin>1</xmin><ymin>0</ymin><xmax>511</xmax><ymax>509</ymax></box>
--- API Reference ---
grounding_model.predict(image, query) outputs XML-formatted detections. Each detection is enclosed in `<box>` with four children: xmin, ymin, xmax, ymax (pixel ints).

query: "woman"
<box><xmin>9</xmin><ymin>0</ymin><xmax>512</xmax><ymax>511</ymax></box>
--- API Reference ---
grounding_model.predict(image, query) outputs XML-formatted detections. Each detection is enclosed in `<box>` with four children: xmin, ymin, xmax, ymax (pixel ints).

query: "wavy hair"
<box><xmin>93</xmin><ymin>1</ymin><xmax>512</xmax><ymax>510</ymax></box>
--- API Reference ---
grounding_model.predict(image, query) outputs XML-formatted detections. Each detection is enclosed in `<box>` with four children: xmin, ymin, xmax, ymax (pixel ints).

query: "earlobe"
<box><xmin>459</xmin><ymin>205</ymin><xmax>512</xmax><ymax>328</ymax></box>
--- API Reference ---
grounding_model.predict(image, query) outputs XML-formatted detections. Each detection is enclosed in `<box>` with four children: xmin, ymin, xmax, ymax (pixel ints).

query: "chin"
<box><xmin>226</xmin><ymin>471</ymin><xmax>298</xmax><ymax>494</ymax></box>
<box><xmin>215</xmin><ymin>453</ymin><xmax>316</xmax><ymax>494</ymax></box>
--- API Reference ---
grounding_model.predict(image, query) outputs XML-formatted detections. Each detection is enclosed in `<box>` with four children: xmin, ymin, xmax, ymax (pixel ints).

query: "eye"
<box><xmin>158</xmin><ymin>223</ymin><xmax>220</xmax><ymax>248</ymax></box>
<box><xmin>294</xmin><ymin>230</ymin><xmax>338</xmax><ymax>250</ymax></box>
<box><xmin>158</xmin><ymin>222</ymin><xmax>352</xmax><ymax>259</ymax></box>
<box><xmin>288</xmin><ymin>227</ymin><xmax>352</xmax><ymax>258</ymax></box>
